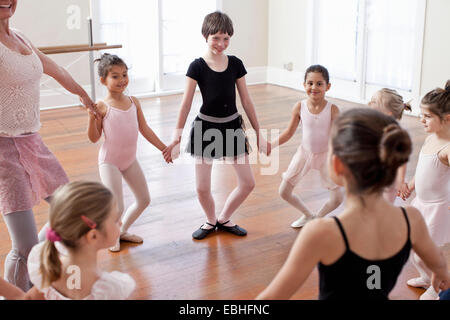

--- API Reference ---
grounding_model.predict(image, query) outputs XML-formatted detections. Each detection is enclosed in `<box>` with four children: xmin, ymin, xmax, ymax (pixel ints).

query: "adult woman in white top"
<box><xmin>0</xmin><ymin>0</ymin><xmax>95</xmax><ymax>291</ymax></box>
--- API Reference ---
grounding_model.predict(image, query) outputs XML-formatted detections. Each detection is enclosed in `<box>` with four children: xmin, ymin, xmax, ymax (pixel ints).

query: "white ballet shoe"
<box><xmin>291</xmin><ymin>215</ymin><xmax>315</xmax><ymax>228</ymax></box>
<box><xmin>419</xmin><ymin>286</ymin><xmax>439</xmax><ymax>300</ymax></box>
<box><xmin>406</xmin><ymin>277</ymin><xmax>430</xmax><ymax>289</ymax></box>
<box><xmin>109</xmin><ymin>238</ymin><xmax>121</xmax><ymax>252</ymax></box>
<box><xmin>120</xmin><ymin>232</ymin><xmax>143</xmax><ymax>243</ymax></box>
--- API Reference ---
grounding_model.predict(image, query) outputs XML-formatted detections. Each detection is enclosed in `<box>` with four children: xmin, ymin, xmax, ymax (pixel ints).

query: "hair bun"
<box><xmin>403</xmin><ymin>101</ymin><xmax>412</xmax><ymax>112</ymax></box>
<box><xmin>379</xmin><ymin>124</ymin><xmax>412</xmax><ymax>169</ymax></box>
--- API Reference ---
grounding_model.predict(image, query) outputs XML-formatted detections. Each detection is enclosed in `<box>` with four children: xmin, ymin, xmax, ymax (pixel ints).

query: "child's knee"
<box><xmin>244</xmin><ymin>179</ymin><xmax>256</xmax><ymax>193</ymax></box>
<box><xmin>196</xmin><ymin>186</ymin><xmax>212</xmax><ymax>198</ymax></box>
<box><xmin>279</xmin><ymin>181</ymin><xmax>292</xmax><ymax>200</ymax></box>
<box><xmin>140</xmin><ymin>195</ymin><xmax>151</xmax><ymax>209</ymax></box>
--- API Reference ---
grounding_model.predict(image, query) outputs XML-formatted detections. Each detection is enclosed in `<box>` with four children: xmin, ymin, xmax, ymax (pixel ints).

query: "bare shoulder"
<box><xmin>331</xmin><ymin>104</ymin><xmax>340</xmax><ymax>112</ymax></box>
<box><xmin>292</xmin><ymin>101</ymin><xmax>302</xmax><ymax>117</ymax></box>
<box><xmin>403</xmin><ymin>205</ymin><xmax>422</xmax><ymax>221</ymax></box>
<box><xmin>301</xmin><ymin>217</ymin><xmax>340</xmax><ymax>244</ymax></box>
<box><xmin>330</xmin><ymin>104</ymin><xmax>340</xmax><ymax>120</ymax></box>
<box><xmin>439</xmin><ymin>143</ymin><xmax>450</xmax><ymax>166</ymax></box>
<box><xmin>130</xmin><ymin>96</ymin><xmax>141</xmax><ymax>107</ymax></box>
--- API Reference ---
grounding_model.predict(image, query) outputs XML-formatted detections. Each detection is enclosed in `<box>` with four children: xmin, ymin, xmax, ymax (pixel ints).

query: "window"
<box><xmin>314</xmin><ymin>0</ymin><xmax>359</xmax><ymax>82</ymax></box>
<box><xmin>160</xmin><ymin>0</ymin><xmax>218</xmax><ymax>90</ymax></box>
<box><xmin>92</xmin><ymin>0</ymin><xmax>218</xmax><ymax>95</ymax></box>
<box><xmin>94</xmin><ymin>0</ymin><xmax>158</xmax><ymax>96</ymax></box>
<box><xmin>309</xmin><ymin>0</ymin><xmax>426</xmax><ymax>111</ymax></box>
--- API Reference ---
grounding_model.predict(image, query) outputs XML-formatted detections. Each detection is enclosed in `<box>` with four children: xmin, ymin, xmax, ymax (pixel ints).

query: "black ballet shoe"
<box><xmin>192</xmin><ymin>222</ymin><xmax>216</xmax><ymax>240</ymax></box>
<box><xmin>216</xmin><ymin>220</ymin><xmax>247</xmax><ymax>236</ymax></box>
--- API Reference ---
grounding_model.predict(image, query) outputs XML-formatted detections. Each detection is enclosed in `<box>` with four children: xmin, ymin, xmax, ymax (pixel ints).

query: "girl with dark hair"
<box><xmin>271</xmin><ymin>65</ymin><xmax>343</xmax><ymax>228</ymax></box>
<box><xmin>257</xmin><ymin>109</ymin><xmax>450</xmax><ymax>300</ymax></box>
<box><xmin>401</xmin><ymin>81</ymin><xmax>450</xmax><ymax>299</ymax></box>
<box><xmin>87</xmin><ymin>53</ymin><xmax>168</xmax><ymax>252</ymax></box>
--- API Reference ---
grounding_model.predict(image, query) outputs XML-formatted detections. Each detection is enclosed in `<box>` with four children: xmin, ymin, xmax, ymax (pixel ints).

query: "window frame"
<box><xmin>306</xmin><ymin>0</ymin><xmax>427</xmax><ymax>114</ymax></box>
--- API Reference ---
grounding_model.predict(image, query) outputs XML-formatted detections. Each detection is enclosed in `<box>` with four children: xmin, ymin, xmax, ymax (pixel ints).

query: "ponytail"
<box><xmin>39</xmin><ymin>240</ymin><xmax>62</xmax><ymax>288</ymax></box>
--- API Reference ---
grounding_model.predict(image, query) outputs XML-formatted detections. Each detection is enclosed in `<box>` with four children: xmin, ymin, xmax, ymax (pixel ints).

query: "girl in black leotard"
<box><xmin>257</xmin><ymin>109</ymin><xmax>450</xmax><ymax>300</ymax></box>
<box><xmin>163</xmin><ymin>11</ymin><xmax>270</xmax><ymax>240</ymax></box>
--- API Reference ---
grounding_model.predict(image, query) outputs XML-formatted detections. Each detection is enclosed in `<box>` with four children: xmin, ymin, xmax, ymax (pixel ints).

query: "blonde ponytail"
<box><xmin>39</xmin><ymin>241</ymin><xmax>62</xmax><ymax>288</ymax></box>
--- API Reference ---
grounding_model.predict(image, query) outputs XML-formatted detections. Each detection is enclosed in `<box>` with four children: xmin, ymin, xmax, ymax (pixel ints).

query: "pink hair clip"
<box><xmin>46</xmin><ymin>227</ymin><xmax>62</xmax><ymax>243</ymax></box>
<box><xmin>81</xmin><ymin>215</ymin><xmax>97</xmax><ymax>229</ymax></box>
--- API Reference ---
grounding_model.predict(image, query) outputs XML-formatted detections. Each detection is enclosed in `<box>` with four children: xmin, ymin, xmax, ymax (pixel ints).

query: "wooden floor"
<box><xmin>0</xmin><ymin>84</ymin><xmax>448</xmax><ymax>300</ymax></box>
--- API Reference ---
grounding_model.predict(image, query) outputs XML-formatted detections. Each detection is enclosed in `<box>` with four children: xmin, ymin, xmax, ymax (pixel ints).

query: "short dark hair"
<box><xmin>202</xmin><ymin>11</ymin><xmax>234</xmax><ymax>39</ymax></box>
<box><xmin>304</xmin><ymin>65</ymin><xmax>330</xmax><ymax>84</ymax></box>
<box><xmin>94</xmin><ymin>53</ymin><xmax>128</xmax><ymax>78</ymax></box>
<box><xmin>421</xmin><ymin>80</ymin><xmax>450</xmax><ymax>120</ymax></box>
<box><xmin>331</xmin><ymin>108</ymin><xmax>412</xmax><ymax>195</ymax></box>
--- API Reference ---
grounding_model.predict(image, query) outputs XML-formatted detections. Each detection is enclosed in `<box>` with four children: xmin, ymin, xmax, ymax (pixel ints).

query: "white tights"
<box><xmin>279</xmin><ymin>180</ymin><xmax>343</xmax><ymax>218</ymax></box>
<box><xmin>195</xmin><ymin>156</ymin><xmax>255</xmax><ymax>228</ymax></box>
<box><xmin>99</xmin><ymin>160</ymin><xmax>150</xmax><ymax>233</ymax></box>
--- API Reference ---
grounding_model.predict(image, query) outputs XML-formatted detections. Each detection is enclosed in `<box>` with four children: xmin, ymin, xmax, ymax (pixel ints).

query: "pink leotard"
<box><xmin>300</xmin><ymin>100</ymin><xmax>331</xmax><ymax>153</ymax></box>
<box><xmin>411</xmin><ymin>142</ymin><xmax>450</xmax><ymax>246</ymax></box>
<box><xmin>98</xmin><ymin>97</ymin><xmax>139</xmax><ymax>171</ymax></box>
<box><xmin>282</xmin><ymin>100</ymin><xmax>337</xmax><ymax>189</ymax></box>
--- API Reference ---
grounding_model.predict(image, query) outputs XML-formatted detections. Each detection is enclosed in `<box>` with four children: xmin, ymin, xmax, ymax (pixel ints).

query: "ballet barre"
<box><xmin>38</xmin><ymin>43</ymin><xmax>122</xmax><ymax>55</ymax></box>
<box><xmin>37</xmin><ymin>41</ymin><xmax>122</xmax><ymax>101</ymax></box>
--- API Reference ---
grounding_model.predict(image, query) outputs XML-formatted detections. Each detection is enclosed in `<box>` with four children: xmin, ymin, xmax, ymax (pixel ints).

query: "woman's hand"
<box><xmin>79</xmin><ymin>95</ymin><xmax>97</xmax><ymax>116</ymax></box>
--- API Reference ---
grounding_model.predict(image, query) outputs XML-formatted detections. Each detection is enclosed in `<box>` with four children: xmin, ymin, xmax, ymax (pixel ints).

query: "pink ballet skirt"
<box><xmin>411</xmin><ymin>144</ymin><xmax>450</xmax><ymax>247</ymax></box>
<box><xmin>0</xmin><ymin>133</ymin><xmax>69</xmax><ymax>215</ymax></box>
<box><xmin>28</xmin><ymin>242</ymin><xmax>136</xmax><ymax>300</ymax></box>
<box><xmin>282</xmin><ymin>145</ymin><xmax>337</xmax><ymax>190</ymax></box>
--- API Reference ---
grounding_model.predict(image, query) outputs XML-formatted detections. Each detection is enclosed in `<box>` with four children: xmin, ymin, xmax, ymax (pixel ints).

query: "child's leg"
<box><xmin>316</xmin><ymin>187</ymin><xmax>343</xmax><ymax>217</ymax></box>
<box><xmin>99</xmin><ymin>163</ymin><xmax>125</xmax><ymax>214</ymax></box>
<box><xmin>279</xmin><ymin>180</ymin><xmax>313</xmax><ymax>217</ymax></box>
<box><xmin>2</xmin><ymin>209</ymin><xmax>39</xmax><ymax>292</ymax></box>
<box><xmin>120</xmin><ymin>160</ymin><xmax>151</xmax><ymax>235</ymax></box>
<box><xmin>195</xmin><ymin>160</ymin><xmax>216</xmax><ymax>228</ymax></box>
<box><xmin>217</xmin><ymin>156</ymin><xmax>255</xmax><ymax>226</ymax></box>
<box><xmin>407</xmin><ymin>252</ymin><xmax>432</xmax><ymax>288</ymax></box>
<box><xmin>99</xmin><ymin>163</ymin><xmax>124</xmax><ymax>251</ymax></box>
<box><xmin>37</xmin><ymin>197</ymin><xmax>54</xmax><ymax>242</ymax></box>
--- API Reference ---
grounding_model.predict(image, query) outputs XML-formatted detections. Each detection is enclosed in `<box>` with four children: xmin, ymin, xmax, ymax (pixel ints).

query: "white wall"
<box><xmin>420</xmin><ymin>0</ymin><xmax>450</xmax><ymax>96</ymax></box>
<box><xmin>222</xmin><ymin>0</ymin><xmax>268</xmax><ymax>68</ymax></box>
<box><xmin>268</xmin><ymin>0</ymin><xmax>308</xmax><ymax>72</ymax></box>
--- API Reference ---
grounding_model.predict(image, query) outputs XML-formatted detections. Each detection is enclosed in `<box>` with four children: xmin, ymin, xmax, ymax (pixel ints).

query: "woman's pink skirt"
<box><xmin>0</xmin><ymin>133</ymin><xmax>69</xmax><ymax>215</ymax></box>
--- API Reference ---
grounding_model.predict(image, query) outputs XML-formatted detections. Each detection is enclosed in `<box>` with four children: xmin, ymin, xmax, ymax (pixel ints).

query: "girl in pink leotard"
<box><xmin>87</xmin><ymin>54</ymin><xmax>168</xmax><ymax>252</ymax></box>
<box><xmin>368</xmin><ymin>88</ymin><xmax>412</xmax><ymax>204</ymax></box>
<box><xmin>271</xmin><ymin>65</ymin><xmax>343</xmax><ymax>228</ymax></box>
<box><xmin>401</xmin><ymin>80</ymin><xmax>450</xmax><ymax>300</ymax></box>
